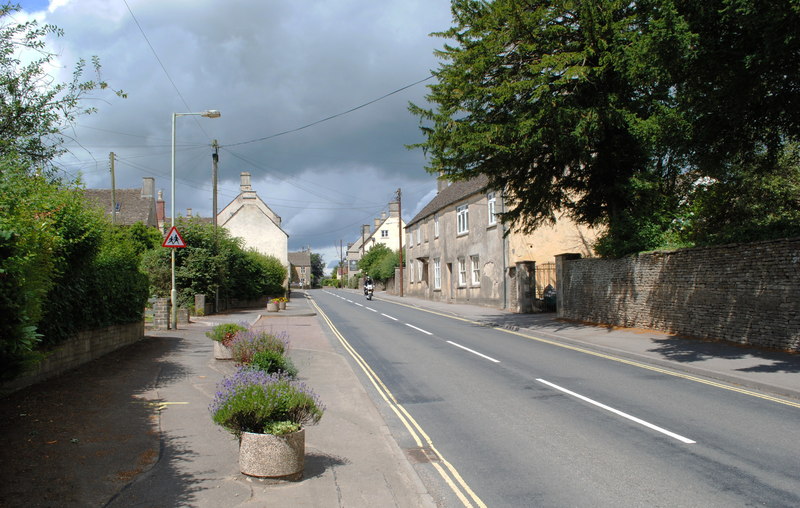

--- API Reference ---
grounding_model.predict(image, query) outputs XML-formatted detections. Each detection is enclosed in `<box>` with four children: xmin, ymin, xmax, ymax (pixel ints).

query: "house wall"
<box><xmin>220</xmin><ymin>205</ymin><xmax>288</xmax><ymax>268</ymax></box>
<box><xmin>508</xmin><ymin>218</ymin><xmax>597</xmax><ymax>265</ymax></box>
<box><xmin>556</xmin><ymin>238</ymin><xmax>800</xmax><ymax>351</ymax></box>
<box><xmin>406</xmin><ymin>192</ymin><xmax>509</xmax><ymax>309</ymax></box>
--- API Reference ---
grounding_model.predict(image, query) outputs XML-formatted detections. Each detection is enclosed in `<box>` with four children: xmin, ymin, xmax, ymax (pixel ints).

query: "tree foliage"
<box><xmin>412</xmin><ymin>0</ymin><xmax>800</xmax><ymax>256</ymax></box>
<box><xmin>140</xmin><ymin>217</ymin><xmax>287</xmax><ymax>307</ymax></box>
<box><xmin>358</xmin><ymin>244</ymin><xmax>398</xmax><ymax>281</ymax></box>
<box><xmin>0</xmin><ymin>3</ymin><xmax>125</xmax><ymax>171</ymax></box>
<box><xmin>310</xmin><ymin>252</ymin><xmax>325</xmax><ymax>287</ymax></box>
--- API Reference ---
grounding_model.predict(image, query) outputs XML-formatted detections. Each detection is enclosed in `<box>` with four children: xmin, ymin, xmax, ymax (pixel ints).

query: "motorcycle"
<box><xmin>364</xmin><ymin>282</ymin><xmax>374</xmax><ymax>300</ymax></box>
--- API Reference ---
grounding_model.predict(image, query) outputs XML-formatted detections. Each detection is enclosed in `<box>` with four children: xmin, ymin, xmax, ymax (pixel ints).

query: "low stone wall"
<box><xmin>556</xmin><ymin>238</ymin><xmax>800</xmax><ymax>352</ymax></box>
<box><xmin>1</xmin><ymin>322</ymin><xmax>145</xmax><ymax>395</ymax></box>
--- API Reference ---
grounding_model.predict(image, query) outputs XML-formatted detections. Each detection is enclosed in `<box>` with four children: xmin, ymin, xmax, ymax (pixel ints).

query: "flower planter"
<box><xmin>213</xmin><ymin>341</ymin><xmax>233</xmax><ymax>360</ymax></box>
<box><xmin>278</xmin><ymin>301</ymin><xmax>286</xmax><ymax>310</ymax></box>
<box><xmin>266</xmin><ymin>302</ymin><xmax>279</xmax><ymax>312</ymax></box>
<box><xmin>239</xmin><ymin>429</ymin><xmax>305</xmax><ymax>480</ymax></box>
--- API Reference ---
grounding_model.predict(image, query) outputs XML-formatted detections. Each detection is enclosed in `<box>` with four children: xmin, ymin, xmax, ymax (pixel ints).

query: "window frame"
<box><xmin>433</xmin><ymin>258</ymin><xmax>441</xmax><ymax>289</ymax></box>
<box><xmin>458</xmin><ymin>257</ymin><xmax>467</xmax><ymax>286</ymax></box>
<box><xmin>456</xmin><ymin>204</ymin><xmax>469</xmax><ymax>235</ymax></box>
<box><xmin>487</xmin><ymin>192</ymin><xmax>497</xmax><ymax>226</ymax></box>
<box><xmin>470</xmin><ymin>255</ymin><xmax>480</xmax><ymax>285</ymax></box>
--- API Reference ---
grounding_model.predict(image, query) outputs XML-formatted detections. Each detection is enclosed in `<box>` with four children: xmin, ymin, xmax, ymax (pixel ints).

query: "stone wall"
<box><xmin>556</xmin><ymin>238</ymin><xmax>800</xmax><ymax>352</ymax></box>
<box><xmin>1</xmin><ymin>322</ymin><xmax>145</xmax><ymax>395</ymax></box>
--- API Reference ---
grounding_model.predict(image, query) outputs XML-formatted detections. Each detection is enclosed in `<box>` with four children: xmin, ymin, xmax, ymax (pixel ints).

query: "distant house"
<box><xmin>345</xmin><ymin>201</ymin><xmax>405</xmax><ymax>277</ymax></box>
<box><xmin>288</xmin><ymin>250</ymin><xmax>312</xmax><ymax>288</ymax></box>
<box><xmin>404</xmin><ymin>175</ymin><xmax>596</xmax><ymax>312</ymax></box>
<box><xmin>218</xmin><ymin>172</ymin><xmax>289</xmax><ymax>270</ymax></box>
<box><xmin>83</xmin><ymin>177</ymin><xmax>160</xmax><ymax>228</ymax></box>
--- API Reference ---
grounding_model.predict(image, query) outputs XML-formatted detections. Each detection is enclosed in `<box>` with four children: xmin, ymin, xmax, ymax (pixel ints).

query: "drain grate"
<box><xmin>405</xmin><ymin>447</ymin><xmax>440</xmax><ymax>464</ymax></box>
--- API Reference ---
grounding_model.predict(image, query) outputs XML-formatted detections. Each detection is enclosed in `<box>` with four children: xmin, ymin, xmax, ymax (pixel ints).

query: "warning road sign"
<box><xmin>162</xmin><ymin>226</ymin><xmax>187</xmax><ymax>248</ymax></box>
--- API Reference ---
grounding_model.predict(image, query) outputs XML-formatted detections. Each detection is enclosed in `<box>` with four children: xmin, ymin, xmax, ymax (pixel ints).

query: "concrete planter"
<box><xmin>266</xmin><ymin>302</ymin><xmax>279</xmax><ymax>312</ymax></box>
<box><xmin>213</xmin><ymin>341</ymin><xmax>233</xmax><ymax>360</ymax></box>
<box><xmin>278</xmin><ymin>301</ymin><xmax>286</xmax><ymax>310</ymax></box>
<box><xmin>239</xmin><ymin>429</ymin><xmax>304</xmax><ymax>480</ymax></box>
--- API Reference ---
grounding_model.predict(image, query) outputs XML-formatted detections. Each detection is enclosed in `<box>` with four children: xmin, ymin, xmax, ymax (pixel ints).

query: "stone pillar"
<box><xmin>555</xmin><ymin>253</ymin><xmax>582</xmax><ymax>318</ymax></box>
<box><xmin>153</xmin><ymin>298</ymin><xmax>169</xmax><ymax>330</ymax></box>
<box><xmin>195</xmin><ymin>294</ymin><xmax>206</xmax><ymax>316</ymax></box>
<box><xmin>515</xmin><ymin>261</ymin><xmax>536</xmax><ymax>313</ymax></box>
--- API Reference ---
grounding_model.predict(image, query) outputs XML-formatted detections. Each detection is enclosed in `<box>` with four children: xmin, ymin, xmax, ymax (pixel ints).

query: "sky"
<box><xmin>11</xmin><ymin>0</ymin><xmax>454</xmax><ymax>271</ymax></box>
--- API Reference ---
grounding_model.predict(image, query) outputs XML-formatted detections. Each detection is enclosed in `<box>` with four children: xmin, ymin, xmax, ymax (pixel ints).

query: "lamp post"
<box><xmin>171</xmin><ymin>109</ymin><xmax>221</xmax><ymax>329</ymax></box>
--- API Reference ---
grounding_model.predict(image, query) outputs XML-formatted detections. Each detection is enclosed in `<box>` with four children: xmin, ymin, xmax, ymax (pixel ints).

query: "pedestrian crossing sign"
<box><xmin>162</xmin><ymin>226</ymin><xmax>187</xmax><ymax>248</ymax></box>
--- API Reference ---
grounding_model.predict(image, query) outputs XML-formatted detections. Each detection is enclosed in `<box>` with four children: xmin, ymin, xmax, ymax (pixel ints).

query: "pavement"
<box><xmin>0</xmin><ymin>288</ymin><xmax>798</xmax><ymax>508</ymax></box>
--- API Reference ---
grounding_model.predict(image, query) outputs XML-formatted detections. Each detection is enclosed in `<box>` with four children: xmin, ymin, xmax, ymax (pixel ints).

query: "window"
<box><xmin>471</xmin><ymin>255</ymin><xmax>480</xmax><ymax>285</ymax></box>
<box><xmin>457</xmin><ymin>204</ymin><xmax>469</xmax><ymax>235</ymax></box>
<box><xmin>458</xmin><ymin>258</ymin><xmax>467</xmax><ymax>286</ymax></box>
<box><xmin>407</xmin><ymin>232</ymin><xmax>413</xmax><ymax>248</ymax></box>
<box><xmin>433</xmin><ymin>258</ymin><xmax>441</xmax><ymax>289</ymax></box>
<box><xmin>417</xmin><ymin>259</ymin><xmax>423</xmax><ymax>281</ymax></box>
<box><xmin>409</xmin><ymin>259</ymin><xmax>414</xmax><ymax>282</ymax></box>
<box><xmin>434</xmin><ymin>214</ymin><xmax>439</xmax><ymax>238</ymax></box>
<box><xmin>381</xmin><ymin>229</ymin><xmax>389</xmax><ymax>238</ymax></box>
<box><xmin>416</xmin><ymin>226</ymin><xmax>421</xmax><ymax>245</ymax></box>
<box><xmin>487</xmin><ymin>192</ymin><xmax>497</xmax><ymax>226</ymax></box>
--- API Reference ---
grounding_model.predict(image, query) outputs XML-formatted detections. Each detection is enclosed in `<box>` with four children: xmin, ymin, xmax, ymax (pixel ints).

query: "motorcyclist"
<box><xmin>364</xmin><ymin>276</ymin><xmax>374</xmax><ymax>295</ymax></box>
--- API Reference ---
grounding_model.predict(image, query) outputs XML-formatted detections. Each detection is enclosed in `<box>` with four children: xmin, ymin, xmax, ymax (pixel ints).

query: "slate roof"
<box><xmin>83</xmin><ymin>188</ymin><xmax>157</xmax><ymax>227</ymax></box>
<box><xmin>288</xmin><ymin>251</ymin><xmax>311</xmax><ymax>266</ymax></box>
<box><xmin>406</xmin><ymin>174</ymin><xmax>491</xmax><ymax>227</ymax></box>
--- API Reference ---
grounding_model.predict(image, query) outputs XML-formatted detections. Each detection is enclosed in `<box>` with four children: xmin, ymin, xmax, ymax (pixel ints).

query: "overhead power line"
<box><xmin>223</xmin><ymin>75</ymin><xmax>435</xmax><ymax>148</ymax></box>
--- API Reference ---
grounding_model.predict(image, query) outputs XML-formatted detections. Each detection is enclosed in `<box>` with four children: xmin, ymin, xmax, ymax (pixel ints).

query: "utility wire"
<box><xmin>224</xmin><ymin>75</ymin><xmax>434</xmax><ymax>148</ymax></box>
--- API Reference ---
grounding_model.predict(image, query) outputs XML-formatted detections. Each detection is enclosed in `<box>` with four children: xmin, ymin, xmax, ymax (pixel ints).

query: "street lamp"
<box><xmin>171</xmin><ymin>109</ymin><xmax>221</xmax><ymax>329</ymax></box>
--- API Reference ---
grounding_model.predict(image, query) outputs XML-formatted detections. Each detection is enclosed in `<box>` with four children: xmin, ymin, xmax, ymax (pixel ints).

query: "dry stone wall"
<box><xmin>557</xmin><ymin>238</ymin><xmax>800</xmax><ymax>352</ymax></box>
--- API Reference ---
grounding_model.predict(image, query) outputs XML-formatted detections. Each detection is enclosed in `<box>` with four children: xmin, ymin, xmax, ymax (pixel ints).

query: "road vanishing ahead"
<box><xmin>312</xmin><ymin>289</ymin><xmax>800</xmax><ymax>508</ymax></box>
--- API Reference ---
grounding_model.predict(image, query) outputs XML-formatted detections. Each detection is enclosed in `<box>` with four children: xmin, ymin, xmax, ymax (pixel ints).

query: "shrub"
<box><xmin>231</xmin><ymin>329</ymin><xmax>288</xmax><ymax>365</ymax></box>
<box><xmin>210</xmin><ymin>368</ymin><xmax>323</xmax><ymax>437</ymax></box>
<box><xmin>250</xmin><ymin>349</ymin><xmax>298</xmax><ymax>378</ymax></box>
<box><xmin>206</xmin><ymin>323</ymin><xmax>248</xmax><ymax>347</ymax></box>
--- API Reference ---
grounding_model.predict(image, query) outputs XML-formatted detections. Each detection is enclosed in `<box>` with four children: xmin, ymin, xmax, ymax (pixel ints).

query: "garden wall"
<box><xmin>556</xmin><ymin>238</ymin><xmax>800</xmax><ymax>352</ymax></box>
<box><xmin>0</xmin><ymin>322</ymin><xmax>145</xmax><ymax>396</ymax></box>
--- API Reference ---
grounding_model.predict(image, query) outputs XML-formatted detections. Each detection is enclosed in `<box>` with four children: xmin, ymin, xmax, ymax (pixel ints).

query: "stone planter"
<box><xmin>278</xmin><ymin>301</ymin><xmax>286</xmax><ymax>310</ymax></box>
<box><xmin>213</xmin><ymin>341</ymin><xmax>233</xmax><ymax>360</ymax></box>
<box><xmin>239</xmin><ymin>429</ymin><xmax>305</xmax><ymax>480</ymax></box>
<box><xmin>266</xmin><ymin>302</ymin><xmax>279</xmax><ymax>312</ymax></box>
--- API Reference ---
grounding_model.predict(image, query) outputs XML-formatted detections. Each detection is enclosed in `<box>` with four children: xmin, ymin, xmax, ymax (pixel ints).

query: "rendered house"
<box><xmin>404</xmin><ymin>175</ymin><xmax>596</xmax><ymax>312</ymax></box>
<box><xmin>345</xmin><ymin>201</ymin><xmax>405</xmax><ymax>275</ymax></box>
<box><xmin>217</xmin><ymin>172</ymin><xmax>289</xmax><ymax>270</ymax></box>
<box><xmin>288</xmin><ymin>250</ymin><xmax>312</xmax><ymax>288</ymax></box>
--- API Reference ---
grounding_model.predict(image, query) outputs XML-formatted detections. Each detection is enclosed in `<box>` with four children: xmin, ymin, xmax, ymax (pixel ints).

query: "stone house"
<box><xmin>345</xmin><ymin>201</ymin><xmax>405</xmax><ymax>276</ymax></box>
<box><xmin>218</xmin><ymin>172</ymin><xmax>289</xmax><ymax>270</ymax></box>
<box><xmin>83</xmin><ymin>177</ymin><xmax>160</xmax><ymax>228</ymax></box>
<box><xmin>288</xmin><ymin>250</ymin><xmax>312</xmax><ymax>288</ymax></box>
<box><xmin>404</xmin><ymin>175</ymin><xmax>596</xmax><ymax>312</ymax></box>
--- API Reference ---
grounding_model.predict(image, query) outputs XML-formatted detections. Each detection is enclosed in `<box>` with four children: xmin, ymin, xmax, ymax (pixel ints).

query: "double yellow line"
<box><xmin>309</xmin><ymin>297</ymin><xmax>487</xmax><ymax>508</ymax></box>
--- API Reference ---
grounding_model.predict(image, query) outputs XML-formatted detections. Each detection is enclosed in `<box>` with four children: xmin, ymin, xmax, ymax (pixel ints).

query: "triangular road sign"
<box><xmin>162</xmin><ymin>226</ymin><xmax>187</xmax><ymax>248</ymax></box>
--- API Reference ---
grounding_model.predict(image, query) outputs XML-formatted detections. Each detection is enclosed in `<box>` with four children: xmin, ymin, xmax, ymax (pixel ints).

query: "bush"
<box><xmin>250</xmin><ymin>349</ymin><xmax>298</xmax><ymax>377</ymax></box>
<box><xmin>210</xmin><ymin>368</ymin><xmax>323</xmax><ymax>437</ymax></box>
<box><xmin>231</xmin><ymin>329</ymin><xmax>288</xmax><ymax>365</ymax></box>
<box><xmin>206</xmin><ymin>323</ymin><xmax>248</xmax><ymax>347</ymax></box>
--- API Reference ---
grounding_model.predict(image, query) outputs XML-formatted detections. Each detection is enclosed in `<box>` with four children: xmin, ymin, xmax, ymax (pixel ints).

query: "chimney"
<box><xmin>374</xmin><ymin>217</ymin><xmax>381</xmax><ymax>230</ymax></box>
<box><xmin>437</xmin><ymin>172</ymin><xmax>449</xmax><ymax>193</ymax></box>
<box><xmin>141</xmin><ymin>177</ymin><xmax>155</xmax><ymax>198</ymax></box>
<box><xmin>156</xmin><ymin>190</ymin><xmax>165</xmax><ymax>224</ymax></box>
<box><xmin>187</xmin><ymin>208</ymin><xmax>193</xmax><ymax>218</ymax></box>
<box><xmin>389</xmin><ymin>201</ymin><xmax>399</xmax><ymax>218</ymax></box>
<box><xmin>240</xmin><ymin>172</ymin><xmax>257</xmax><ymax>199</ymax></box>
<box><xmin>361</xmin><ymin>224</ymin><xmax>371</xmax><ymax>238</ymax></box>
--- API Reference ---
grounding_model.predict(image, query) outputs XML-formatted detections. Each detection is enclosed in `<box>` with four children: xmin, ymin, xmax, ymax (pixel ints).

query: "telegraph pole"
<box><xmin>397</xmin><ymin>188</ymin><xmax>403</xmax><ymax>297</ymax></box>
<box><xmin>109</xmin><ymin>152</ymin><xmax>116</xmax><ymax>225</ymax></box>
<box><xmin>211</xmin><ymin>140</ymin><xmax>220</xmax><ymax>312</ymax></box>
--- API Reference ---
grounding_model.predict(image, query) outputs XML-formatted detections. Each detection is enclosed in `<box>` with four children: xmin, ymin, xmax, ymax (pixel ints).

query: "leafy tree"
<box><xmin>358</xmin><ymin>244</ymin><xmax>398</xmax><ymax>282</ymax></box>
<box><xmin>0</xmin><ymin>3</ymin><xmax>125</xmax><ymax>171</ymax></box>
<box><xmin>310</xmin><ymin>252</ymin><xmax>324</xmax><ymax>287</ymax></box>
<box><xmin>410</xmin><ymin>0</ymin><xmax>692</xmax><ymax>257</ymax></box>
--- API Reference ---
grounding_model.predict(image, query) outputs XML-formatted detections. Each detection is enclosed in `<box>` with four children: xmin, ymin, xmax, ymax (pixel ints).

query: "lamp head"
<box><xmin>202</xmin><ymin>110</ymin><xmax>221</xmax><ymax>118</ymax></box>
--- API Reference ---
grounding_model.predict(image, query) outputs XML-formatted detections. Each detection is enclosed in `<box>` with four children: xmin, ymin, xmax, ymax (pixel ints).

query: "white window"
<box><xmin>434</xmin><ymin>214</ymin><xmax>439</xmax><ymax>238</ymax></box>
<box><xmin>471</xmin><ymin>255</ymin><xmax>480</xmax><ymax>285</ymax></box>
<box><xmin>381</xmin><ymin>229</ymin><xmax>389</xmax><ymax>238</ymax></box>
<box><xmin>487</xmin><ymin>192</ymin><xmax>497</xmax><ymax>226</ymax></box>
<box><xmin>433</xmin><ymin>258</ymin><xmax>441</xmax><ymax>289</ymax></box>
<box><xmin>458</xmin><ymin>258</ymin><xmax>467</xmax><ymax>286</ymax></box>
<box><xmin>417</xmin><ymin>259</ymin><xmax>423</xmax><ymax>281</ymax></box>
<box><xmin>409</xmin><ymin>259</ymin><xmax>414</xmax><ymax>282</ymax></box>
<box><xmin>416</xmin><ymin>227</ymin><xmax>421</xmax><ymax>245</ymax></box>
<box><xmin>407</xmin><ymin>232</ymin><xmax>413</xmax><ymax>248</ymax></box>
<box><xmin>457</xmin><ymin>205</ymin><xmax>469</xmax><ymax>235</ymax></box>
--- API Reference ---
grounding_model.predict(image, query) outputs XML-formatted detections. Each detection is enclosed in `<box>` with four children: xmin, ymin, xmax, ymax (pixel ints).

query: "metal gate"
<box><xmin>534</xmin><ymin>262</ymin><xmax>557</xmax><ymax>312</ymax></box>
